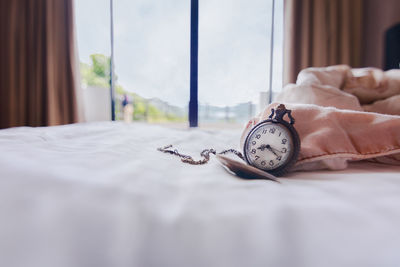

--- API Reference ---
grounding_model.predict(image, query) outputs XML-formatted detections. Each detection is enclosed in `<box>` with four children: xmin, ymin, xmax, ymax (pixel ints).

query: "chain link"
<box><xmin>157</xmin><ymin>145</ymin><xmax>244</xmax><ymax>165</ymax></box>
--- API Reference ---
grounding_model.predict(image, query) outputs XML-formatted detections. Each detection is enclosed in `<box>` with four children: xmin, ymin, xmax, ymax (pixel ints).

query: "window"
<box><xmin>75</xmin><ymin>0</ymin><xmax>112</xmax><ymax>122</ymax></box>
<box><xmin>113</xmin><ymin>0</ymin><xmax>190</xmax><ymax>124</ymax></box>
<box><xmin>75</xmin><ymin>0</ymin><xmax>283</xmax><ymax>127</ymax></box>
<box><xmin>198</xmin><ymin>0</ymin><xmax>283</xmax><ymax>128</ymax></box>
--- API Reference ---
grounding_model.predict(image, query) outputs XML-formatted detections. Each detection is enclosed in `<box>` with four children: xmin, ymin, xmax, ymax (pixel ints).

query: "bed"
<box><xmin>1</xmin><ymin>121</ymin><xmax>400</xmax><ymax>267</ymax></box>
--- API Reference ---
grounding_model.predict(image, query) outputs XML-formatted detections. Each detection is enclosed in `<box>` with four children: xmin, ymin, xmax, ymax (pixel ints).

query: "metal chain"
<box><xmin>157</xmin><ymin>145</ymin><xmax>244</xmax><ymax>165</ymax></box>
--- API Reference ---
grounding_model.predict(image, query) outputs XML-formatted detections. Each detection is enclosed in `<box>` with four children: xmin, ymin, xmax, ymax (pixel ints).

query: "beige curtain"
<box><xmin>284</xmin><ymin>0</ymin><xmax>363</xmax><ymax>84</ymax></box>
<box><xmin>0</xmin><ymin>0</ymin><xmax>79</xmax><ymax>129</ymax></box>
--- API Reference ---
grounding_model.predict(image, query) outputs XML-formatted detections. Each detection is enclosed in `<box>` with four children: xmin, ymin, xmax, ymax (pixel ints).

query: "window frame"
<box><xmin>108</xmin><ymin>0</ymin><xmax>277</xmax><ymax>126</ymax></box>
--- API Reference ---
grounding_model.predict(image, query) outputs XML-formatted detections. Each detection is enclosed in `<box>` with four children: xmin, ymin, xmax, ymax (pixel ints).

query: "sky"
<box><xmin>75</xmin><ymin>0</ymin><xmax>283</xmax><ymax>108</ymax></box>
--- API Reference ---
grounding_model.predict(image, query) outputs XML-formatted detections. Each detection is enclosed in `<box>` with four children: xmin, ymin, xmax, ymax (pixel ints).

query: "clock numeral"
<box><xmin>279</xmin><ymin>132</ymin><xmax>282</xmax><ymax>137</ymax></box>
<box><xmin>262</xmin><ymin>129</ymin><xmax>267</xmax><ymax>134</ymax></box>
<box><xmin>281</xmin><ymin>138</ymin><xmax>287</xmax><ymax>145</ymax></box>
<box><xmin>255</xmin><ymin>155</ymin><xmax>260</xmax><ymax>160</ymax></box>
<box><xmin>251</xmin><ymin>141</ymin><xmax>256</xmax><ymax>146</ymax></box>
<box><xmin>256</xmin><ymin>134</ymin><xmax>261</xmax><ymax>139</ymax></box>
<box><xmin>276</xmin><ymin>156</ymin><xmax>282</xmax><ymax>161</ymax></box>
<box><xmin>261</xmin><ymin>161</ymin><xmax>266</xmax><ymax>166</ymax></box>
<box><xmin>269</xmin><ymin>160</ymin><xmax>274</xmax><ymax>166</ymax></box>
<box><xmin>251</xmin><ymin>149</ymin><xmax>256</xmax><ymax>154</ymax></box>
<box><xmin>269</xmin><ymin>128</ymin><xmax>276</xmax><ymax>134</ymax></box>
<box><xmin>281</xmin><ymin>148</ymin><xmax>287</xmax><ymax>153</ymax></box>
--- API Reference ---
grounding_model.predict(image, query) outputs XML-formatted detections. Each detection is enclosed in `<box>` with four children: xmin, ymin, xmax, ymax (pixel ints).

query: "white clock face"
<box><xmin>245</xmin><ymin>122</ymin><xmax>293</xmax><ymax>171</ymax></box>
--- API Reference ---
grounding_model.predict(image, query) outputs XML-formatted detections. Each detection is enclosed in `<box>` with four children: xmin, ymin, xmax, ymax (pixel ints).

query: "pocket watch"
<box><xmin>158</xmin><ymin>104</ymin><xmax>300</xmax><ymax>179</ymax></box>
<box><xmin>243</xmin><ymin>104</ymin><xmax>300</xmax><ymax>176</ymax></box>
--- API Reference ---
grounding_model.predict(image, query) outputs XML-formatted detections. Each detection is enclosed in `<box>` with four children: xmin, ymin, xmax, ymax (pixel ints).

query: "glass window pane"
<box><xmin>198</xmin><ymin>0</ymin><xmax>283</xmax><ymax>128</ymax></box>
<box><xmin>75</xmin><ymin>0</ymin><xmax>112</xmax><ymax>122</ymax></box>
<box><xmin>114</xmin><ymin>0</ymin><xmax>190</xmax><ymax>125</ymax></box>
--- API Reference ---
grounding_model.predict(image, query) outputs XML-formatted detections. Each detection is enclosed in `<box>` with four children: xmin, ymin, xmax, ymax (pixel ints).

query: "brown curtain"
<box><xmin>0</xmin><ymin>0</ymin><xmax>79</xmax><ymax>129</ymax></box>
<box><xmin>284</xmin><ymin>0</ymin><xmax>363</xmax><ymax>84</ymax></box>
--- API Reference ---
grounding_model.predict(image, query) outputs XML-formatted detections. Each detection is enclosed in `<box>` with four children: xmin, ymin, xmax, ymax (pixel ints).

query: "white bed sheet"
<box><xmin>0</xmin><ymin>122</ymin><xmax>400</xmax><ymax>267</ymax></box>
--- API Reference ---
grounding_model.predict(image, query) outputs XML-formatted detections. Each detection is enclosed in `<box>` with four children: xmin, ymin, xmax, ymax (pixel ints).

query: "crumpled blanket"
<box><xmin>241</xmin><ymin>65</ymin><xmax>400</xmax><ymax>171</ymax></box>
<box><xmin>277</xmin><ymin>65</ymin><xmax>400</xmax><ymax>115</ymax></box>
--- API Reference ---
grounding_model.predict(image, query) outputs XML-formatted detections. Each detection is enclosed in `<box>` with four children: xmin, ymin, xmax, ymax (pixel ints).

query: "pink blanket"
<box><xmin>277</xmin><ymin>65</ymin><xmax>400</xmax><ymax>115</ymax></box>
<box><xmin>242</xmin><ymin>66</ymin><xmax>400</xmax><ymax>171</ymax></box>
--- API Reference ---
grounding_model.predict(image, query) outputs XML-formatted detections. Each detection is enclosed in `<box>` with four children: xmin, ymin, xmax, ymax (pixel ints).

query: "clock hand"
<box><xmin>257</xmin><ymin>144</ymin><xmax>267</xmax><ymax>151</ymax></box>
<box><xmin>257</xmin><ymin>144</ymin><xmax>279</xmax><ymax>157</ymax></box>
<box><xmin>268</xmin><ymin>145</ymin><xmax>288</xmax><ymax>155</ymax></box>
<box><xmin>266</xmin><ymin>145</ymin><xmax>279</xmax><ymax>157</ymax></box>
<box><xmin>270</xmin><ymin>146</ymin><xmax>289</xmax><ymax>156</ymax></box>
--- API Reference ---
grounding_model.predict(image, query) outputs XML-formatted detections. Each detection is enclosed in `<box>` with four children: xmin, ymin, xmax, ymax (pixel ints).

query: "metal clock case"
<box><xmin>243</xmin><ymin>104</ymin><xmax>301</xmax><ymax>177</ymax></box>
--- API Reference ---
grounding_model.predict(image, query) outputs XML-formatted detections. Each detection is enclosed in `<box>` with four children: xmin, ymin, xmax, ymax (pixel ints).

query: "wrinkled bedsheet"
<box><xmin>1</xmin><ymin>122</ymin><xmax>400</xmax><ymax>267</ymax></box>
